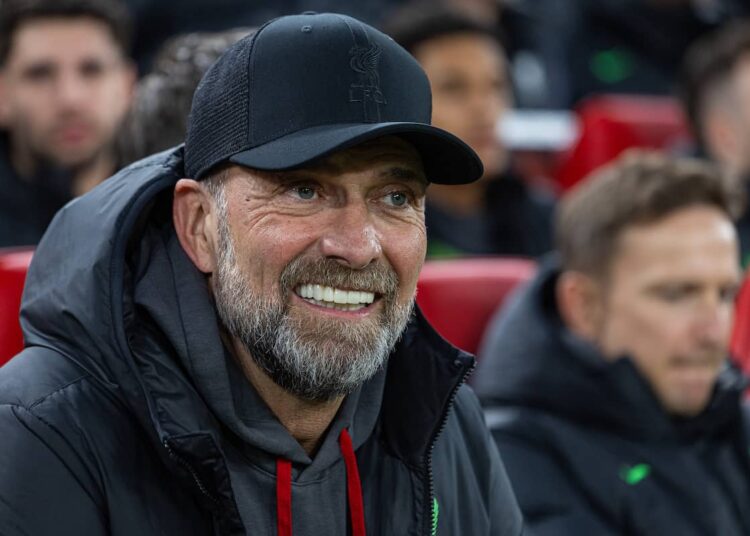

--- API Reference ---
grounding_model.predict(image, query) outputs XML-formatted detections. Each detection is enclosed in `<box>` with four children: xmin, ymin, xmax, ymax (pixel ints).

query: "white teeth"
<box><xmin>333</xmin><ymin>289</ymin><xmax>347</xmax><ymax>304</ymax></box>
<box><xmin>295</xmin><ymin>284</ymin><xmax>377</xmax><ymax>308</ymax></box>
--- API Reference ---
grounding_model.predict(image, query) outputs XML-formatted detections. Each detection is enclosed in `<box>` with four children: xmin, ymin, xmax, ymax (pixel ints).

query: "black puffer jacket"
<box><xmin>0</xmin><ymin>147</ymin><xmax>523</xmax><ymax>536</ymax></box>
<box><xmin>474</xmin><ymin>259</ymin><xmax>750</xmax><ymax>536</ymax></box>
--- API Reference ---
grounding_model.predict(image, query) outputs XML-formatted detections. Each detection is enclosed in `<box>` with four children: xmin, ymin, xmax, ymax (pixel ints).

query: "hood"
<box><xmin>21</xmin><ymin>148</ymin><xmax>185</xmax><ymax>438</ymax></box>
<box><xmin>20</xmin><ymin>146</ymin><xmax>473</xmax><ymax>517</ymax></box>
<box><xmin>473</xmin><ymin>256</ymin><xmax>747</xmax><ymax>440</ymax></box>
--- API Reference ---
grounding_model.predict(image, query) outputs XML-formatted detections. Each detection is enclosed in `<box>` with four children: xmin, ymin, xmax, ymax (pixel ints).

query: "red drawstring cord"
<box><xmin>276</xmin><ymin>459</ymin><xmax>292</xmax><ymax>536</ymax></box>
<box><xmin>339</xmin><ymin>428</ymin><xmax>367</xmax><ymax>536</ymax></box>
<box><xmin>275</xmin><ymin>428</ymin><xmax>367</xmax><ymax>536</ymax></box>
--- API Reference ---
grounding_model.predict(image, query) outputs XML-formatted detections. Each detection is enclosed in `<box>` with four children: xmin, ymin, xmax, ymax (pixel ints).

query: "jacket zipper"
<box><xmin>423</xmin><ymin>358</ymin><xmax>476</xmax><ymax>536</ymax></box>
<box><xmin>163</xmin><ymin>439</ymin><xmax>221</xmax><ymax>506</ymax></box>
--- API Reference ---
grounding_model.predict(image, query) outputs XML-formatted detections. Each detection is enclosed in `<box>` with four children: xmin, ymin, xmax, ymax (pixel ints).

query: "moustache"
<box><xmin>279</xmin><ymin>256</ymin><xmax>399</xmax><ymax>298</ymax></box>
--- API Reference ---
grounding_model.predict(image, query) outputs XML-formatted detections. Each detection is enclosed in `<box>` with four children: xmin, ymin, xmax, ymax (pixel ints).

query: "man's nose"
<box><xmin>55</xmin><ymin>71</ymin><xmax>89</xmax><ymax>108</ymax></box>
<box><xmin>469</xmin><ymin>86</ymin><xmax>501</xmax><ymax>117</ymax></box>
<box><xmin>319</xmin><ymin>201</ymin><xmax>382</xmax><ymax>270</ymax></box>
<box><xmin>694</xmin><ymin>294</ymin><xmax>732</xmax><ymax>346</ymax></box>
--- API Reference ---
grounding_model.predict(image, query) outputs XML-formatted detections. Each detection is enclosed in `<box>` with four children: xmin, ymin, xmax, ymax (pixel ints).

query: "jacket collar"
<box><xmin>381</xmin><ymin>307</ymin><xmax>474</xmax><ymax>467</ymax></box>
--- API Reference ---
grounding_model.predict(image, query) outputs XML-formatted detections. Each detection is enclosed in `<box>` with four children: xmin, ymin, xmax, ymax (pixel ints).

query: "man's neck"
<box><xmin>11</xmin><ymin>144</ymin><xmax>115</xmax><ymax>197</ymax></box>
<box><xmin>229</xmin><ymin>337</ymin><xmax>344</xmax><ymax>456</ymax></box>
<box><xmin>69</xmin><ymin>154</ymin><xmax>115</xmax><ymax>196</ymax></box>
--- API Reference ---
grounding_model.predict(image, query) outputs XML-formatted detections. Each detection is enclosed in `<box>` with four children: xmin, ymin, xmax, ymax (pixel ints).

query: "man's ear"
<box><xmin>704</xmin><ymin>109</ymin><xmax>741</xmax><ymax>172</ymax></box>
<box><xmin>0</xmin><ymin>74</ymin><xmax>9</xmax><ymax>127</ymax></box>
<box><xmin>120</xmin><ymin>60</ymin><xmax>138</xmax><ymax>105</ymax></box>
<box><xmin>556</xmin><ymin>270</ymin><xmax>602</xmax><ymax>343</ymax></box>
<box><xmin>173</xmin><ymin>178</ymin><xmax>218</xmax><ymax>274</ymax></box>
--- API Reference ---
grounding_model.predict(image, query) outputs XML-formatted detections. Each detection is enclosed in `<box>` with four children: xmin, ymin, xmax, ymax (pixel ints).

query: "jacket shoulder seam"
<box><xmin>27</xmin><ymin>373</ymin><xmax>91</xmax><ymax>409</ymax></box>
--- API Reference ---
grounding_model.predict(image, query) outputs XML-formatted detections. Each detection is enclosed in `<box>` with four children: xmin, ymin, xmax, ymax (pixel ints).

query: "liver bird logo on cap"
<box><xmin>349</xmin><ymin>41</ymin><xmax>387</xmax><ymax>122</ymax></box>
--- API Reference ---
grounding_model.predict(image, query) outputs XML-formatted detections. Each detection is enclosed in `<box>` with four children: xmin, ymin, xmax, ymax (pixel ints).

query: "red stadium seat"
<box><xmin>416</xmin><ymin>257</ymin><xmax>536</xmax><ymax>355</ymax></box>
<box><xmin>731</xmin><ymin>273</ymin><xmax>750</xmax><ymax>376</ymax></box>
<box><xmin>0</xmin><ymin>253</ymin><xmax>535</xmax><ymax>365</ymax></box>
<box><xmin>556</xmin><ymin>95</ymin><xmax>690</xmax><ymax>192</ymax></box>
<box><xmin>0</xmin><ymin>248</ymin><xmax>33</xmax><ymax>367</ymax></box>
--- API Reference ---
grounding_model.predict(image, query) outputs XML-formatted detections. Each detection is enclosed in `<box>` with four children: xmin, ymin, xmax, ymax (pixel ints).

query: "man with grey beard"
<box><xmin>0</xmin><ymin>12</ymin><xmax>523</xmax><ymax>536</ymax></box>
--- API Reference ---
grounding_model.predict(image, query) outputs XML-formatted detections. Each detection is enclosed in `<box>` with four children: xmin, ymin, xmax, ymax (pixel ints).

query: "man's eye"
<box><xmin>656</xmin><ymin>288</ymin><xmax>687</xmax><ymax>302</ymax></box>
<box><xmin>386</xmin><ymin>191</ymin><xmax>408</xmax><ymax>207</ymax></box>
<box><xmin>294</xmin><ymin>186</ymin><xmax>316</xmax><ymax>200</ymax></box>
<box><xmin>23</xmin><ymin>65</ymin><xmax>54</xmax><ymax>82</ymax></box>
<box><xmin>438</xmin><ymin>79</ymin><xmax>468</xmax><ymax>96</ymax></box>
<box><xmin>80</xmin><ymin>61</ymin><xmax>105</xmax><ymax>78</ymax></box>
<box><xmin>720</xmin><ymin>285</ymin><xmax>739</xmax><ymax>303</ymax></box>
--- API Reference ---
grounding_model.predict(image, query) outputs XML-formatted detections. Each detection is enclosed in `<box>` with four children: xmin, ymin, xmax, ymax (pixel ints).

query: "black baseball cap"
<box><xmin>184</xmin><ymin>12</ymin><xmax>483</xmax><ymax>184</ymax></box>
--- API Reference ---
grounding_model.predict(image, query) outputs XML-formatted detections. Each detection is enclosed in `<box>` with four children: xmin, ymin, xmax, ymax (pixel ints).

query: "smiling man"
<box><xmin>476</xmin><ymin>151</ymin><xmax>750</xmax><ymax>535</ymax></box>
<box><xmin>0</xmin><ymin>0</ymin><xmax>135</xmax><ymax>247</ymax></box>
<box><xmin>0</xmin><ymin>13</ymin><xmax>522</xmax><ymax>536</ymax></box>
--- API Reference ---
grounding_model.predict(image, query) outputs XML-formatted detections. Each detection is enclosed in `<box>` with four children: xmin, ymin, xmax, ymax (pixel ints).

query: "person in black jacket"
<box><xmin>385</xmin><ymin>4</ymin><xmax>554</xmax><ymax>259</ymax></box>
<box><xmin>0</xmin><ymin>0</ymin><xmax>136</xmax><ymax>247</ymax></box>
<box><xmin>475</xmin><ymin>150</ymin><xmax>750</xmax><ymax>535</ymax></box>
<box><xmin>0</xmin><ymin>13</ymin><xmax>523</xmax><ymax>535</ymax></box>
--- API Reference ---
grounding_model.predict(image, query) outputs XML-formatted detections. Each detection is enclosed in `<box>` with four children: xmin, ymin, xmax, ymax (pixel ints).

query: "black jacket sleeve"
<box><xmin>434</xmin><ymin>386</ymin><xmax>525</xmax><ymax>536</ymax></box>
<box><xmin>0</xmin><ymin>404</ymin><xmax>108</xmax><ymax>536</ymax></box>
<box><xmin>492</xmin><ymin>431</ymin><xmax>615</xmax><ymax>536</ymax></box>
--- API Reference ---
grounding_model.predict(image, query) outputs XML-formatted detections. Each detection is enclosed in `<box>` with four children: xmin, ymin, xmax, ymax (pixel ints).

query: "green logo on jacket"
<box><xmin>431</xmin><ymin>497</ymin><xmax>439</xmax><ymax>536</ymax></box>
<box><xmin>620</xmin><ymin>463</ymin><xmax>651</xmax><ymax>485</ymax></box>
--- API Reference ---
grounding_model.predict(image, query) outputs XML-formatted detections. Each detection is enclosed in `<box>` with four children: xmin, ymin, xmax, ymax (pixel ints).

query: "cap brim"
<box><xmin>228</xmin><ymin>122</ymin><xmax>483</xmax><ymax>184</ymax></box>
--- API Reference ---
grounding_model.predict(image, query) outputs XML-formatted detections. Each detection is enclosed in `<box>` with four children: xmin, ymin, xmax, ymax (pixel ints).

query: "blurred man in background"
<box><xmin>117</xmin><ymin>28</ymin><xmax>251</xmax><ymax>166</ymax></box>
<box><xmin>0</xmin><ymin>0</ymin><xmax>135</xmax><ymax>247</ymax></box>
<box><xmin>681</xmin><ymin>20</ymin><xmax>750</xmax><ymax>266</ymax></box>
<box><xmin>475</xmin><ymin>152</ymin><xmax>750</xmax><ymax>535</ymax></box>
<box><xmin>386</xmin><ymin>4</ymin><xmax>554</xmax><ymax>259</ymax></box>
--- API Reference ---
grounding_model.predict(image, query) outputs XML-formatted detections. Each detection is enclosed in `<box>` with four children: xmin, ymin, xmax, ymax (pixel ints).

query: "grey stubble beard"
<box><xmin>209</xmin><ymin>183</ymin><xmax>415</xmax><ymax>402</ymax></box>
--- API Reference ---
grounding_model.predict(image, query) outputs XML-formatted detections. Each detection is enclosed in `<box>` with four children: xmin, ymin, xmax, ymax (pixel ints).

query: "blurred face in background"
<box><xmin>0</xmin><ymin>17</ymin><xmax>134</xmax><ymax>173</ymax></box>
<box><xmin>592</xmin><ymin>205</ymin><xmax>739</xmax><ymax>417</ymax></box>
<box><xmin>413</xmin><ymin>32</ymin><xmax>511</xmax><ymax>179</ymax></box>
<box><xmin>724</xmin><ymin>54</ymin><xmax>750</xmax><ymax>177</ymax></box>
<box><xmin>701</xmin><ymin>53</ymin><xmax>750</xmax><ymax>181</ymax></box>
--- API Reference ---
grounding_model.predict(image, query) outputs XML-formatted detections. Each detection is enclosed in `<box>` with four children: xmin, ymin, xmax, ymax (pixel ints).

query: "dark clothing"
<box><xmin>522</xmin><ymin>0</ymin><xmax>748</xmax><ymax>108</ymax></box>
<box><xmin>125</xmin><ymin>0</ymin><xmax>403</xmax><ymax>73</ymax></box>
<box><xmin>0</xmin><ymin>147</ymin><xmax>523</xmax><ymax>535</ymax></box>
<box><xmin>0</xmin><ymin>136</ymin><xmax>74</xmax><ymax>247</ymax></box>
<box><xmin>425</xmin><ymin>172</ymin><xmax>554</xmax><ymax>259</ymax></box>
<box><xmin>473</xmin><ymin>258</ymin><xmax>750</xmax><ymax>535</ymax></box>
<box><xmin>735</xmin><ymin>178</ymin><xmax>750</xmax><ymax>268</ymax></box>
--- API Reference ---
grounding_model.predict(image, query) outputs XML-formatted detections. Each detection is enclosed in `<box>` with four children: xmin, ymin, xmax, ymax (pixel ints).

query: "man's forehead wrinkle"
<box><xmin>253</xmin><ymin>162</ymin><xmax>425</xmax><ymax>186</ymax></box>
<box><xmin>292</xmin><ymin>158</ymin><xmax>343</xmax><ymax>177</ymax></box>
<box><xmin>380</xmin><ymin>166</ymin><xmax>426</xmax><ymax>183</ymax></box>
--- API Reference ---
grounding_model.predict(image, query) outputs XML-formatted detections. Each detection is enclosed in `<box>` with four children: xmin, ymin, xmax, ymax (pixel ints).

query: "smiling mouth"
<box><xmin>295</xmin><ymin>284</ymin><xmax>377</xmax><ymax>312</ymax></box>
